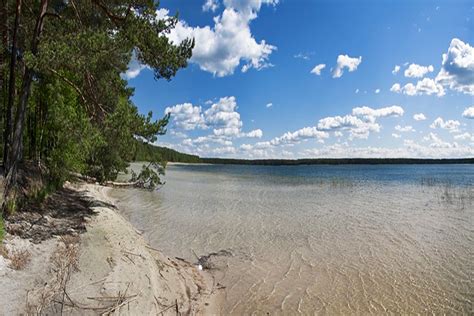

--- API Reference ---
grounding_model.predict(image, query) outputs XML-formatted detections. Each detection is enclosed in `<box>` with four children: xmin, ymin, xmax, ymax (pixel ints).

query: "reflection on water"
<box><xmin>110</xmin><ymin>164</ymin><xmax>473</xmax><ymax>314</ymax></box>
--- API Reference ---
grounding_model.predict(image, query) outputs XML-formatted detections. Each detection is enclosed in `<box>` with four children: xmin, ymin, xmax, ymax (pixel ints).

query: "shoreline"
<box><xmin>0</xmin><ymin>182</ymin><xmax>222</xmax><ymax>315</ymax></box>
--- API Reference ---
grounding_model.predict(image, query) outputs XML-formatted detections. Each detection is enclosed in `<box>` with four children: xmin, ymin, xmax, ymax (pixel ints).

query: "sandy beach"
<box><xmin>0</xmin><ymin>183</ymin><xmax>222</xmax><ymax>315</ymax></box>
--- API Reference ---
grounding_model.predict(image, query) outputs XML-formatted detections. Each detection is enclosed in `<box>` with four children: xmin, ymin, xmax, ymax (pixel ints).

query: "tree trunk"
<box><xmin>0</xmin><ymin>0</ymin><xmax>8</xmax><ymax>166</ymax></box>
<box><xmin>2</xmin><ymin>0</ymin><xmax>48</xmax><ymax>216</ymax></box>
<box><xmin>3</xmin><ymin>0</ymin><xmax>21</xmax><ymax>171</ymax></box>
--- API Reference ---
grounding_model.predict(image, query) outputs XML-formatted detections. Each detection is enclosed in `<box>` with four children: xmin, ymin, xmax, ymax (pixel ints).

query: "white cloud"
<box><xmin>204</xmin><ymin>96</ymin><xmax>243</xmax><ymax>136</ymax></box>
<box><xmin>314</xmin><ymin>106</ymin><xmax>404</xmax><ymax>140</ymax></box>
<box><xmin>413</xmin><ymin>113</ymin><xmax>427</xmax><ymax>121</ymax></box>
<box><xmin>166</xmin><ymin>96</ymin><xmax>264</xmax><ymax>141</ymax></box>
<box><xmin>245</xmin><ymin>129</ymin><xmax>263</xmax><ymax>138</ymax></box>
<box><xmin>462</xmin><ymin>106</ymin><xmax>474</xmax><ymax>119</ymax></box>
<box><xmin>351</xmin><ymin>105</ymin><xmax>404</xmax><ymax>122</ymax></box>
<box><xmin>355</xmin><ymin>88</ymin><xmax>359</xmax><ymax>94</ymax></box>
<box><xmin>317</xmin><ymin>115</ymin><xmax>380</xmax><ymax>139</ymax></box>
<box><xmin>390</xmin><ymin>83</ymin><xmax>401</xmax><ymax>93</ymax></box>
<box><xmin>122</xmin><ymin>51</ymin><xmax>149</xmax><ymax>79</ymax></box>
<box><xmin>429</xmin><ymin>117</ymin><xmax>461</xmax><ymax>131</ymax></box>
<box><xmin>333</xmin><ymin>54</ymin><xmax>362</xmax><ymax>78</ymax></box>
<box><xmin>391</xmin><ymin>78</ymin><xmax>445</xmax><ymax>97</ymax></box>
<box><xmin>390</xmin><ymin>39</ymin><xmax>473</xmax><ymax>97</ymax></box>
<box><xmin>435</xmin><ymin>38</ymin><xmax>474</xmax><ymax>95</ymax></box>
<box><xmin>165</xmin><ymin>103</ymin><xmax>206</xmax><ymax>130</ymax></box>
<box><xmin>245</xmin><ymin>127</ymin><xmax>329</xmax><ymax>151</ymax></box>
<box><xmin>310</xmin><ymin>64</ymin><xmax>326</xmax><ymax>75</ymax></box>
<box><xmin>202</xmin><ymin>0</ymin><xmax>219</xmax><ymax>12</ymax></box>
<box><xmin>271</xmin><ymin>127</ymin><xmax>329</xmax><ymax>145</ymax></box>
<box><xmin>392</xmin><ymin>65</ymin><xmax>401</xmax><ymax>75</ymax></box>
<box><xmin>266</xmin><ymin>102</ymin><xmax>273</xmax><ymax>108</ymax></box>
<box><xmin>404</xmin><ymin>63</ymin><xmax>434</xmax><ymax>78</ymax></box>
<box><xmin>163</xmin><ymin>1</ymin><xmax>277</xmax><ymax>77</ymax></box>
<box><xmin>189</xmin><ymin>136</ymin><xmax>233</xmax><ymax>146</ymax></box>
<box><xmin>212</xmin><ymin>146</ymin><xmax>237</xmax><ymax>155</ymax></box>
<box><xmin>424</xmin><ymin>132</ymin><xmax>457</xmax><ymax>148</ymax></box>
<box><xmin>302</xmin><ymin>141</ymin><xmax>473</xmax><ymax>159</ymax></box>
<box><xmin>294</xmin><ymin>52</ymin><xmax>310</xmax><ymax>60</ymax></box>
<box><xmin>392</xmin><ymin>133</ymin><xmax>401</xmax><ymax>138</ymax></box>
<box><xmin>454</xmin><ymin>132</ymin><xmax>474</xmax><ymax>141</ymax></box>
<box><xmin>395</xmin><ymin>125</ymin><xmax>415</xmax><ymax>132</ymax></box>
<box><xmin>375</xmin><ymin>89</ymin><xmax>380</xmax><ymax>94</ymax></box>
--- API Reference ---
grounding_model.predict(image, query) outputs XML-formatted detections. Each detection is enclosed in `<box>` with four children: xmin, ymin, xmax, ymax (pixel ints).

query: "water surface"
<box><xmin>110</xmin><ymin>164</ymin><xmax>473</xmax><ymax>314</ymax></box>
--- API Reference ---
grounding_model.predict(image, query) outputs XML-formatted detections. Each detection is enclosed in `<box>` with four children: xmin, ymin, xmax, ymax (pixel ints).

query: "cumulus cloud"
<box><xmin>202</xmin><ymin>0</ymin><xmax>219</xmax><ymax>12</ymax></box>
<box><xmin>122</xmin><ymin>51</ymin><xmax>149</xmax><ymax>79</ymax></box>
<box><xmin>429</xmin><ymin>117</ymin><xmax>461</xmax><ymax>131</ymax></box>
<box><xmin>404</xmin><ymin>63</ymin><xmax>434</xmax><ymax>78</ymax></box>
<box><xmin>392</xmin><ymin>133</ymin><xmax>401</xmax><ymax>138</ymax></box>
<box><xmin>395</xmin><ymin>125</ymin><xmax>415</xmax><ymax>132</ymax></box>
<box><xmin>435</xmin><ymin>38</ymin><xmax>474</xmax><ymax>95</ymax></box>
<box><xmin>390</xmin><ymin>39</ymin><xmax>473</xmax><ymax>97</ymax></box>
<box><xmin>392</xmin><ymin>65</ymin><xmax>400</xmax><ymax>75</ymax></box>
<box><xmin>204</xmin><ymin>96</ymin><xmax>243</xmax><ymax>136</ymax></box>
<box><xmin>375</xmin><ymin>89</ymin><xmax>380</xmax><ymax>94</ymax></box>
<box><xmin>245</xmin><ymin>129</ymin><xmax>263</xmax><ymax>138</ymax></box>
<box><xmin>185</xmin><ymin>136</ymin><xmax>232</xmax><ymax>146</ymax></box>
<box><xmin>333</xmin><ymin>54</ymin><xmax>362</xmax><ymax>78</ymax></box>
<box><xmin>271</xmin><ymin>127</ymin><xmax>329</xmax><ymax>145</ymax></box>
<box><xmin>462</xmin><ymin>106</ymin><xmax>474</xmax><ymax>119</ymax></box>
<box><xmin>351</xmin><ymin>105</ymin><xmax>404</xmax><ymax>122</ymax></box>
<box><xmin>424</xmin><ymin>132</ymin><xmax>457</xmax><ymax>148</ymax></box>
<box><xmin>310</xmin><ymin>64</ymin><xmax>326</xmax><ymax>75</ymax></box>
<box><xmin>453</xmin><ymin>132</ymin><xmax>474</xmax><ymax>141</ymax></box>
<box><xmin>302</xmin><ymin>141</ymin><xmax>473</xmax><ymax>159</ymax></box>
<box><xmin>166</xmin><ymin>96</ymin><xmax>263</xmax><ymax>140</ymax></box>
<box><xmin>165</xmin><ymin>103</ymin><xmax>206</xmax><ymax>130</ymax></box>
<box><xmin>317</xmin><ymin>115</ymin><xmax>380</xmax><ymax>139</ymax></box>
<box><xmin>294</xmin><ymin>52</ymin><xmax>310</xmax><ymax>60</ymax></box>
<box><xmin>315</xmin><ymin>106</ymin><xmax>404</xmax><ymax>139</ymax></box>
<box><xmin>241</xmin><ymin>126</ymin><xmax>329</xmax><ymax>152</ymax></box>
<box><xmin>162</xmin><ymin>1</ymin><xmax>277</xmax><ymax>77</ymax></box>
<box><xmin>413</xmin><ymin>113</ymin><xmax>427</xmax><ymax>121</ymax></box>
<box><xmin>266</xmin><ymin>102</ymin><xmax>273</xmax><ymax>108</ymax></box>
<box><xmin>390</xmin><ymin>78</ymin><xmax>445</xmax><ymax>97</ymax></box>
<box><xmin>212</xmin><ymin>146</ymin><xmax>237</xmax><ymax>155</ymax></box>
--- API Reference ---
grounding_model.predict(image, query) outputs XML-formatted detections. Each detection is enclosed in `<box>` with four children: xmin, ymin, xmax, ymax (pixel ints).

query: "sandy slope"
<box><xmin>0</xmin><ymin>183</ymin><xmax>222</xmax><ymax>315</ymax></box>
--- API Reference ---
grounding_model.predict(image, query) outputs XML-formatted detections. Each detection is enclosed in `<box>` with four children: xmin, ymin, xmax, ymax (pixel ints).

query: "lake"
<box><xmin>110</xmin><ymin>163</ymin><xmax>473</xmax><ymax>314</ymax></box>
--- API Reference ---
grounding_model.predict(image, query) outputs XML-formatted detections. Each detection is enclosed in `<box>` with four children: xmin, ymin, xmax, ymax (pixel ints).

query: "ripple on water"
<box><xmin>109</xmin><ymin>164</ymin><xmax>474</xmax><ymax>314</ymax></box>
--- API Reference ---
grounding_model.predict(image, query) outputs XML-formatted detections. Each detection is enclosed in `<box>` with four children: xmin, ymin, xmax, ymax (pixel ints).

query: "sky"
<box><xmin>124</xmin><ymin>0</ymin><xmax>473</xmax><ymax>159</ymax></box>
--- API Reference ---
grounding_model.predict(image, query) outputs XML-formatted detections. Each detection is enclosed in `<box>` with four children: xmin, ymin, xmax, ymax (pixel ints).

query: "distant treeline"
<box><xmin>138</xmin><ymin>143</ymin><xmax>473</xmax><ymax>165</ymax></box>
<box><xmin>200</xmin><ymin>158</ymin><xmax>474</xmax><ymax>165</ymax></box>
<box><xmin>134</xmin><ymin>142</ymin><xmax>201</xmax><ymax>163</ymax></box>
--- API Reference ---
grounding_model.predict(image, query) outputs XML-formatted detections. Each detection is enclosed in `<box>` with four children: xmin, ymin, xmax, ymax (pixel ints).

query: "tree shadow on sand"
<box><xmin>6</xmin><ymin>187</ymin><xmax>114</xmax><ymax>243</ymax></box>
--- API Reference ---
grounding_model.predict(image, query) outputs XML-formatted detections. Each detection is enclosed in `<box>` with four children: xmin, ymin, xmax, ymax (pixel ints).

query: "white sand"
<box><xmin>0</xmin><ymin>183</ymin><xmax>222</xmax><ymax>315</ymax></box>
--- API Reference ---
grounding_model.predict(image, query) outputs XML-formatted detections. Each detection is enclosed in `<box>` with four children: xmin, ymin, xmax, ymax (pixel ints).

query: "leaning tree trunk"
<box><xmin>2</xmin><ymin>0</ymin><xmax>48</xmax><ymax>216</ymax></box>
<box><xmin>3</xmin><ymin>0</ymin><xmax>21</xmax><ymax>171</ymax></box>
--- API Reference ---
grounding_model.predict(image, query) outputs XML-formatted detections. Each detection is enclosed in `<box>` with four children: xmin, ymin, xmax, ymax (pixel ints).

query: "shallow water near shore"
<box><xmin>110</xmin><ymin>163</ymin><xmax>473</xmax><ymax>314</ymax></box>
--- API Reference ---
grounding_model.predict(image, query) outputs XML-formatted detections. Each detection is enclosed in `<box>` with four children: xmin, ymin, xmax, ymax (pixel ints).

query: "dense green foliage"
<box><xmin>0</xmin><ymin>0</ymin><xmax>193</xmax><ymax>215</ymax></box>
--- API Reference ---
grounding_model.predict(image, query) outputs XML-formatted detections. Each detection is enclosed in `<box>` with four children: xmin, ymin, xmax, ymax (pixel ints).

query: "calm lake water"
<box><xmin>110</xmin><ymin>163</ymin><xmax>473</xmax><ymax>314</ymax></box>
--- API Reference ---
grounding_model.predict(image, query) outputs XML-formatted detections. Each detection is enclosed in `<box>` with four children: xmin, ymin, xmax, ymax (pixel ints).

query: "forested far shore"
<box><xmin>199</xmin><ymin>157</ymin><xmax>474</xmax><ymax>165</ymax></box>
<box><xmin>135</xmin><ymin>143</ymin><xmax>473</xmax><ymax>165</ymax></box>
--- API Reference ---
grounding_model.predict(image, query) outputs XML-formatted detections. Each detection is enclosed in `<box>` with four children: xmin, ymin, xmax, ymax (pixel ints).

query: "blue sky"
<box><xmin>126</xmin><ymin>0</ymin><xmax>473</xmax><ymax>158</ymax></box>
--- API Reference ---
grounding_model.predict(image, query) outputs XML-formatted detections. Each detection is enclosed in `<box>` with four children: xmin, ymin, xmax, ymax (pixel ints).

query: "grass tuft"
<box><xmin>9</xmin><ymin>249</ymin><xmax>32</xmax><ymax>270</ymax></box>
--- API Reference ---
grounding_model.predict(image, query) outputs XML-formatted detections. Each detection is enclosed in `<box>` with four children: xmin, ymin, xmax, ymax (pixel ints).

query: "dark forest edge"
<box><xmin>136</xmin><ymin>143</ymin><xmax>474</xmax><ymax>165</ymax></box>
<box><xmin>0</xmin><ymin>1</ymin><xmax>194</xmax><ymax>217</ymax></box>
